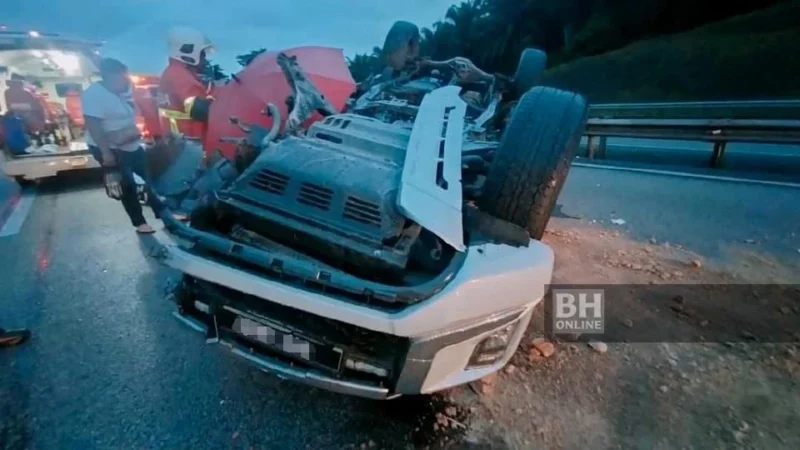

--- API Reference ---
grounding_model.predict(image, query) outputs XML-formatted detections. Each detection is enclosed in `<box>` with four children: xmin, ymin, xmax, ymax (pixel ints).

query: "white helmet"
<box><xmin>167</xmin><ymin>26</ymin><xmax>214</xmax><ymax>66</ymax></box>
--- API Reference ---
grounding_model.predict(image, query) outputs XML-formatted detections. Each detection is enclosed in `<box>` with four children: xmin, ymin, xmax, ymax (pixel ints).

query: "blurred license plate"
<box><xmin>231</xmin><ymin>316</ymin><xmax>342</xmax><ymax>370</ymax></box>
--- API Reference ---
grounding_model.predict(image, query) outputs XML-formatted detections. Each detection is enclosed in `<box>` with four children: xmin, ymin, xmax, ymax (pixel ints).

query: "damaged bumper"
<box><xmin>155</xmin><ymin>218</ymin><xmax>554</xmax><ymax>399</ymax></box>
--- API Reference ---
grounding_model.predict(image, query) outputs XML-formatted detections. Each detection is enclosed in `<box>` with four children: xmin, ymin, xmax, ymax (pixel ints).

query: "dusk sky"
<box><xmin>0</xmin><ymin>0</ymin><xmax>458</xmax><ymax>74</ymax></box>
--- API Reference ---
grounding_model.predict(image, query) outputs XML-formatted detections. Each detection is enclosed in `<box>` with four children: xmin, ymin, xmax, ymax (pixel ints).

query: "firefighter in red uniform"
<box><xmin>152</xmin><ymin>27</ymin><xmax>222</xmax><ymax>216</ymax></box>
<box><xmin>156</xmin><ymin>27</ymin><xmax>215</xmax><ymax>143</ymax></box>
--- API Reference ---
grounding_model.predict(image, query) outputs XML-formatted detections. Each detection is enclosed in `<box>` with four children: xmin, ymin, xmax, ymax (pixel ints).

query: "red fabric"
<box><xmin>132</xmin><ymin>85</ymin><xmax>162</xmax><ymax>138</ymax></box>
<box><xmin>157</xmin><ymin>60</ymin><xmax>211</xmax><ymax>140</ymax></box>
<box><xmin>4</xmin><ymin>80</ymin><xmax>47</xmax><ymax>132</ymax></box>
<box><xmin>65</xmin><ymin>91</ymin><xmax>84</xmax><ymax>126</ymax></box>
<box><xmin>204</xmin><ymin>46</ymin><xmax>355</xmax><ymax>160</ymax></box>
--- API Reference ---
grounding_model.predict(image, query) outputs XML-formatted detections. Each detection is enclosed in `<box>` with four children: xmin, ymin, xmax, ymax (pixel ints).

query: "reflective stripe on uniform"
<box><xmin>183</xmin><ymin>96</ymin><xmax>197</xmax><ymax>115</ymax></box>
<box><xmin>158</xmin><ymin>108</ymin><xmax>191</xmax><ymax>134</ymax></box>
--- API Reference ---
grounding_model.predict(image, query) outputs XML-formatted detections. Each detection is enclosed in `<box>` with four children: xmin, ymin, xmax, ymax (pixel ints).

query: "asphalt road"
<box><xmin>578</xmin><ymin>137</ymin><xmax>800</xmax><ymax>178</ymax></box>
<box><xmin>556</xmin><ymin>165</ymin><xmax>800</xmax><ymax>267</ymax></box>
<box><xmin>1</xmin><ymin>164</ymin><xmax>799</xmax><ymax>449</ymax></box>
<box><xmin>0</xmin><ymin>173</ymin><xmax>459</xmax><ymax>450</ymax></box>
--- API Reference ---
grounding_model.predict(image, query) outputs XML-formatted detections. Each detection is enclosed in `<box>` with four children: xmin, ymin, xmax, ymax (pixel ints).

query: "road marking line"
<box><xmin>0</xmin><ymin>187</ymin><xmax>37</xmax><ymax>237</ymax></box>
<box><xmin>572</xmin><ymin>162</ymin><xmax>800</xmax><ymax>189</ymax></box>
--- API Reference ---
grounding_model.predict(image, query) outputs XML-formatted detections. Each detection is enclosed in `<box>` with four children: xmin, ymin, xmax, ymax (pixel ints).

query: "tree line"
<box><xmin>347</xmin><ymin>0</ymin><xmax>792</xmax><ymax>82</ymax></box>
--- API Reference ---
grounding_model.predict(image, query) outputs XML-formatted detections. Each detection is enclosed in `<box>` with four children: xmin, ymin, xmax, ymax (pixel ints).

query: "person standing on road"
<box><xmin>0</xmin><ymin>328</ymin><xmax>30</xmax><ymax>348</ymax></box>
<box><xmin>82</xmin><ymin>58</ymin><xmax>171</xmax><ymax>234</ymax></box>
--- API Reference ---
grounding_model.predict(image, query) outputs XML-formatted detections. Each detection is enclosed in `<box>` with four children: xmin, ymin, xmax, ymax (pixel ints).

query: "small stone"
<box><xmin>532</xmin><ymin>339</ymin><xmax>556</xmax><ymax>358</ymax></box>
<box><xmin>504</xmin><ymin>364</ymin><xmax>517</xmax><ymax>375</ymax></box>
<box><xmin>649</xmin><ymin>237</ymin><xmax>657</xmax><ymax>244</ymax></box>
<box><xmin>479</xmin><ymin>374</ymin><xmax>497</xmax><ymax>394</ymax></box>
<box><xmin>742</xmin><ymin>331</ymin><xmax>756</xmax><ymax>341</ymax></box>
<box><xmin>445</xmin><ymin>406</ymin><xmax>457</xmax><ymax>417</ymax></box>
<box><xmin>672</xmin><ymin>270</ymin><xmax>684</xmax><ymax>278</ymax></box>
<box><xmin>528</xmin><ymin>346</ymin><xmax>543</xmax><ymax>362</ymax></box>
<box><xmin>673</xmin><ymin>295</ymin><xmax>685</xmax><ymax>304</ymax></box>
<box><xmin>588</xmin><ymin>341</ymin><xmax>608</xmax><ymax>354</ymax></box>
<box><xmin>700</xmin><ymin>320</ymin><xmax>709</xmax><ymax>327</ymax></box>
<box><xmin>622</xmin><ymin>319</ymin><xmax>634</xmax><ymax>329</ymax></box>
<box><xmin>744</xmin><ymin>239</ymin><xmax>755</xmax><ymax>244</ymax></box>
<box><xmin>232</xmin><ymin>431</ymin><xmax>240</xmax><ymax>440</ymax></box>
<box><xmin>659</xmin><ymin>385</ymin><xmax>669</xmax><ymax>393</ymax></box>
<box><xmin>631</xmin><ymin>264</ymin><xmax>643</xmax><ymax>271</ymax></box>
<box><xmin>671</xmin><ymin>304</ymin><xmax>684</xmax><ymax>313</ymax></box>
<box><xmin>780</xmin><ymin>306</ymin><xmax>791</xmax><ymax>315</ymax></box>
<box><xmin>734</xmin><ymin>430</ymin><xmax>746</xmax><ymax>443</ymax></box>
<box><xmin>689</xmin><ymin>259</ymin><xmax>702</xmax><ymax>268</ymax></box>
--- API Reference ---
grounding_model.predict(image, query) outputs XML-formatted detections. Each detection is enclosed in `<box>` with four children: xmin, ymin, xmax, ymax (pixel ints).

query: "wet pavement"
<box><xmin>1</xmin><ymin>164</ymin><xmax>798</xmax><ymax>449</ymax></box>
<box><xmin>0</xmin><ymin>173</ymin><xmax>471</xmax><ymax>450</ymax></box>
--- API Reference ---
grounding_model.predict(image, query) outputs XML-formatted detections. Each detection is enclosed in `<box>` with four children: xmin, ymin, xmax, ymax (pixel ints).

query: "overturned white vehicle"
<box><xmin>155</xmin><ymin>22</ymin><xmax>588</xmax><ymax>399</ymax></box>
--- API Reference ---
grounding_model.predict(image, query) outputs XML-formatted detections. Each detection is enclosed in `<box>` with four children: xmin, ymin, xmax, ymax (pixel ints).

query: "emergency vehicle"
<box><xmin>0</xmin><ymin>30</ymin><xmax>158</xmax><ymax>181</ymax></box>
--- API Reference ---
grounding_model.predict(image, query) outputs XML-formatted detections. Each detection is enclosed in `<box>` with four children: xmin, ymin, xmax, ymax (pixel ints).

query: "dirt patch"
<box><xmin>437</xmin><ymin>220</ymin><xmax>800</xmax><ymax>450</ymax></box>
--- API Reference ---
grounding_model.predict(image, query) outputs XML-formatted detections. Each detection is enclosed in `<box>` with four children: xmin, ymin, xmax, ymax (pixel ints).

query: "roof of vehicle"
<box><xmin>0</xmin><ymin>30</ymin><xmax>103</xmax><ymax>53</ymax></box>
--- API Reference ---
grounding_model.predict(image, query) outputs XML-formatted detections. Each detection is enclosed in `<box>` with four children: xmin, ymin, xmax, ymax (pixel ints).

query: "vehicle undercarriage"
<box><xmin>153</xmin><ymin>22</ymin><xmax>589</xmax><ymax>397</ymax></box>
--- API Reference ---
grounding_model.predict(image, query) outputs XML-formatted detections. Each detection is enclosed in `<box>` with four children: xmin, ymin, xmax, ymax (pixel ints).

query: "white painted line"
<box><xmin>0</xmin><ymin>187</ymin><xmax>37</xmax><ymax>237</ymax></box>
<box><xmin>572</xmin><ymin>162</ymin><xmax>800</xmax><ymax>189</ymax></box>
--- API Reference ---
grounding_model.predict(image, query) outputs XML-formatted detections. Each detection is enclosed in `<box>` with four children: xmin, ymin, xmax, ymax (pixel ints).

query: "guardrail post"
<box><xmin>587</xmin><ymin>135</ymin><xmax>607</xmax><ymax>160</ymax></box>
<box><xmin>710</xmin><ymin>141</ymin><xmax>727</xmax><ymax>168</ymax></box>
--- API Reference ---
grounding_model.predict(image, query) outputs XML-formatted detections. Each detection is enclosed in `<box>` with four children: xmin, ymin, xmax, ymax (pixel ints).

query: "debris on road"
<box><xmin>622</xmin><ymin>319</ymin><xmax>634</xmax><ymax>329</ymax></box>
<box><xmin>588</xmin><ymin>341</ymin><xmax>608</xmax><ymax>354</ymax></box>
<box><xmin>504</xmin><ymin>364</ymin><xmax>517</xmax><ymax>375</ymax></box>
<box><xmin>611</xmin><ymin>218</ymin><xmax>626</xmax><ymax>225</ymax></box>
<box><xmin>478</xmin><ymin>373</ymin><xmax>498</xmax><ymax>395</ymax></box>
<box><xmin>689</xmin><ymin>259</ymin><xmax>703</xmax><ymax>268</ymax></box>
<box><xmin>531</xmin><ymin>338</ymin><xmax>556</xmax><ymax>358</ymax></box>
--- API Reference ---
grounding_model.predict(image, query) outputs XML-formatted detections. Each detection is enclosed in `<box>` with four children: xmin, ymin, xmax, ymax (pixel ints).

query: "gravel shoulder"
<box><xmin>424</xmin><ymin>218</ymin><xmax>800</xmax><ymax>450</ymax></box>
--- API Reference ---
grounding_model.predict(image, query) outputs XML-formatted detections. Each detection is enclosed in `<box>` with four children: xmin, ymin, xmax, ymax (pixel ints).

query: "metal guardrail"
<box><xmin>585</xmin><ymin>100</ymin><xmax>800</xmax><ymax>167</ymax></box>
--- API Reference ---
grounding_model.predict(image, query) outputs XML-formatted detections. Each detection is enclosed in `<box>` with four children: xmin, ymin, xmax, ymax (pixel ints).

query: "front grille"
<box><xmin>250</xmin><ymin>169</ymin><xmax>289</xmax><ymax>195</ymax></box>
<box><xmin>343</xmin><ymin>196</ymin><xmax>382</xmax><ymax>228</ymax></box>
<box><xmin>297</xmin><ymin>182</ymin><xmax>333</xmax><ymax>211</ymax></box>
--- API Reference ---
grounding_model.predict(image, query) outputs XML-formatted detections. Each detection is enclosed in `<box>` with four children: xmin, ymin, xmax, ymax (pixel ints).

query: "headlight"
<box><xmin>467</xmin><ymin>323</ymin><xmax>517</xmax><ymax>368</ymax></box>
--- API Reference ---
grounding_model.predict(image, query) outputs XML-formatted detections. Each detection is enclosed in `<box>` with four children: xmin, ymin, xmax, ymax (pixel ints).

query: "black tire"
<box><xmin>513</xmin><ymin>48</ymin><xmax>548</xmax><ymax>95</ymax></box>
<box><xmin>477</xmin><ymin>87</ymin><xmax>588</xmax><ymax>240</ymax></box>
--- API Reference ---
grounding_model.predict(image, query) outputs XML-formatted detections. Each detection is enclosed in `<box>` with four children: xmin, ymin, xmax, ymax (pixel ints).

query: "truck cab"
<box><xmin>0</xmin><ymin>30</ymin><xmax>102</xmax><ymax>181</ymax></box>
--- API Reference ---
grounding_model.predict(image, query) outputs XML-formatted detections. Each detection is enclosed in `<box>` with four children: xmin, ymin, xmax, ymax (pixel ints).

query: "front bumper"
<box><xmin>2</xmin><ymin>151</ymin><xmax>98</xmax><ymax>180</ymax></box>
<box><xmin>155</xmin><ymin>223</ymin><xmax>553</xmax><ymax>398</ymax></box>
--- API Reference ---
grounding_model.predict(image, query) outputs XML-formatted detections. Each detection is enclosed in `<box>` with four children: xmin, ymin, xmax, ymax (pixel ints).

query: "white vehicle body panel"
<box><xmin>155</xmin><ymin>233</ymin><xmax>553</xmax><ymax>395</ymax></box>
<box><xmin>156</xmin><ymin>234</ymin><xmax>552</xmax><ymax>338</ymax></box>
<box><xmin>1</xmin><ymin>144</ymin><xmax>98</xmax><ymax>181</ymax></box>
<box><xmin>397</xmin><ymin>86</ymin><xmax>467</xmax><ymax>251</ymax></box>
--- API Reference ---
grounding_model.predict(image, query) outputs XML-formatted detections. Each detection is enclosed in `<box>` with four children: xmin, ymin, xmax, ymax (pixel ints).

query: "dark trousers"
<box><xmin>88</xmin><ymin>146</ymin><xmax>165</xmax><ymax>227</ymax></box>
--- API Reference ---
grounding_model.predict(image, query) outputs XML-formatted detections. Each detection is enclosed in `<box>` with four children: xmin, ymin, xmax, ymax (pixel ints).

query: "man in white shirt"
<box><xmin>82</xmin><ymin>58</ymin><xmax>166</xmax><ymax>234</ymax></box>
